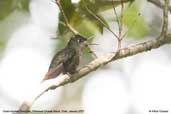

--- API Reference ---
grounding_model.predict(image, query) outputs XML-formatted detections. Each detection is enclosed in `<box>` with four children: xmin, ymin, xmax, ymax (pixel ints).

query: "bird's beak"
<box><xmin>87</xmin><ymin>43</ymin><xmax>99</xmax><ymax>46</ymax></box>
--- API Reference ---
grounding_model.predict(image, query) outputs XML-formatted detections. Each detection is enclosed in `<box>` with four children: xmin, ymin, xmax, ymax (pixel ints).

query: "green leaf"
<box><xmin>76</xmin><ymin>18</ymin><xmax>100</xmax><ymax>37</ymax></box>
<box><xmin>57</xmin><ymin>0</ymin><xmax>137</xmax><ymax>41</ymax></box>
<box><xmin>0</xmin><ymin>0</ymin><xmax>29</xmax><ymax>20</ymax></box>
<box><xmin>58</xmin><ymin>0</ymin><xmax>103</xmax><ymax>37</ymax></box>
<box><xmin>79</xmin><ymin>0</ymin><xmax>134</xmax><ymax>12</ymax></box>
<box><xmin>123</xmin><ymin>4</ymin><xmax>148</xmax><ymax>39</ymax></box>
<box><xmin>60</xmin><ymin>0</ymin><xmax>75</xmax><ymax>19</ymax></box>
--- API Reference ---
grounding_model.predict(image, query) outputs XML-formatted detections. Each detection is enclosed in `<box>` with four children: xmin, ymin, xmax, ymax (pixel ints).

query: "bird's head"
<box><xmin>67</xmin><ymin>35</ymin><xmax>87</xmax><ymax>49</ymax></box>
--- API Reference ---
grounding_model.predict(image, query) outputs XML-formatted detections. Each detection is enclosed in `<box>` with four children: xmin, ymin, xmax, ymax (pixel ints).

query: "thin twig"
<box><xmin>59</xmin><ymin>21</ymin><xmax>67</xmax><ymax>27</ymax></box>
<box><xmin>112</xmin><ymin>0</ymin><xmax>120</xmax><ymax>28</ymax></box>
<box><xmin>160</xmin><ymin>0</ymin><xmax>170</xmax><ymax>38</ymax></box>
<box><xmin>83</xmin><ymin>1</ymin><xmax>119</xmax><ymax>39</ymax></box>
<box><xmin>87</xmin><ymin>46</ymin><xmax>98</xmax><ymax>58</ymax></box>
<box><xmin>55</xmin><ymin>0</ymin><xmax>78</xmax><ymax>34</ymax></box>
<box><xmin>117</xmin><ymin>0</ymin><xmax>124</xmax><ymax>49</ymax></box>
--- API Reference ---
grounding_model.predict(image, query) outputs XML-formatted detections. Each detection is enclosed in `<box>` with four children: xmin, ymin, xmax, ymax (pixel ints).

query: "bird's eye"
<box><xmin>77</xmin><ymin>39</ymin><xmax>82</xmax><ymax>43</ymax></box>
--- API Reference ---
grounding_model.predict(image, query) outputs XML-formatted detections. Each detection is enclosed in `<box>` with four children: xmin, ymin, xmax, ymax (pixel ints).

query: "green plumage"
<box><xmin>42</xmin><ymin>35</ymin><xmax>87</xmax><ymax>81</ymax></box>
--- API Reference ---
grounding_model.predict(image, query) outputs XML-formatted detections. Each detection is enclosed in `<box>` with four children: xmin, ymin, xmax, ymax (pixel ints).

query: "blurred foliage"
<box><xmin>0</xmin><ymin>0</ymin><xmax>29</xmax><ymax>20</ymax></box>
<box><xmin>53</xmin><ymin>0</ymin><xmax>141</xmax><ymax>63</ymax></box>
<box><xmin>56</xmin><ymin>0</ymin><xmax>137</xmax><ymax>57</ymax></box>
<box><xmin>0</xmin><ymin>40</ymin><xmax>5</xmax><ymax>59</ymax></box>
<box><xmin>123</xmin><ymin>4</ymin><xmax>148</xmax><ymax>39</ymax></box>
<box><xmin>0</xmin><ymin>40</ymin><xmax>4</xmax><ymax>50</ymax></box>
<box><xmin>57</xmin><ymin>0</ymin><xmax>135</xmax><ymax>39</ymax></box>
<box><xmin>0</xmin><ymin>0</ymin><xmax>148</xmax><ymax>57</ymax></box>
<box><xmin>0</xmin><ymin>0</ymin><xmax>29</xmax><ymax>57</ymax></box>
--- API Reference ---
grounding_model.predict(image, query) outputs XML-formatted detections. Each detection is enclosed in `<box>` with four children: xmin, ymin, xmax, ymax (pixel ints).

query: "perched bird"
<box><xmin>42</xmin><ymin>35</ymin><xmax>87</xmax><ymax>82</ymax></box>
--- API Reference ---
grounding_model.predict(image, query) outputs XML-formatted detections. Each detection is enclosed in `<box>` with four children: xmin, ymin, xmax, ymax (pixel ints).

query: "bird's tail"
<box><xmin>41</xmin><ymin>64</ymin><xmax>63</xmax><ymax>82</ymax></box>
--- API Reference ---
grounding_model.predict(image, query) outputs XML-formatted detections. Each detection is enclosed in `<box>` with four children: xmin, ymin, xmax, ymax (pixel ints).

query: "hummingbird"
<box><xmin>42</xmin><ymin>34</ymin><xmax>87</xmax><ymax>82</ymax></box>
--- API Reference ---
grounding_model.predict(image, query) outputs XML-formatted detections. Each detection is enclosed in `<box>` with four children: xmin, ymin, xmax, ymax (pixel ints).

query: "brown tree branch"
<box><xmin>18</xmin><ymin>33</ymin><xmax>171</xmax><ymax>112</ymax></box>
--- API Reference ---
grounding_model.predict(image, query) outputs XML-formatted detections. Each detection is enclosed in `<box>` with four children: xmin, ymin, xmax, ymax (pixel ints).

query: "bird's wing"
<box><xmin>62</xmin><ymin>49</ymin><xmax>77</xmax><ymax>66</ymax></box>
<box><xmin>42</xmin><ymin>63</ymin><xmax>64</xmax><ymax>82</ymax></box>
<box><xmin>41</xmin><ymin>49</ymin><xmax>65</xmax><ymax>82</ymax></box>
<box><xmin>42</xmin><ymin>48</ymin><xmax>76</xmax><ymax>82</ymax></box>
<box><xmin>48</xmin><ymin>49</ymin><xmax>64</xmax><ymax>69</ymax></box>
